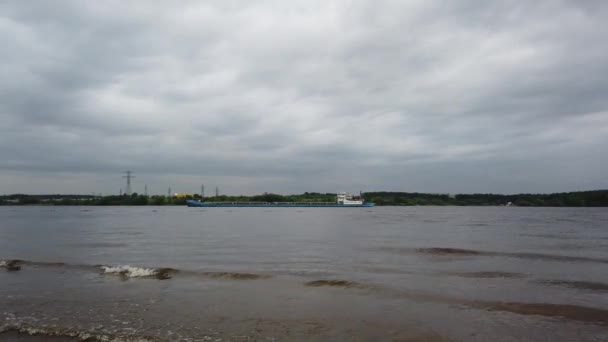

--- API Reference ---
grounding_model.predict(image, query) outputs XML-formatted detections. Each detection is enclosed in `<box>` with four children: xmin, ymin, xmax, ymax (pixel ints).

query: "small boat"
<box><xmin>186</xmin><ymin>192</ymin><xmax>374</xmax><ymax>208</ymax></box>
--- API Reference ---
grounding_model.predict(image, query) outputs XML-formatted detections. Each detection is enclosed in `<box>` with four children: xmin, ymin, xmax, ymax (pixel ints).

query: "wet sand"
<box><xmin>537</xmin><ymin>279</ymin><xmax>608</xmax><ymax>291</ymax></box>
<box><xmin>0</xmin><ymin>331</ymin><xmax>73</xmax><ymax>342</ymax></box>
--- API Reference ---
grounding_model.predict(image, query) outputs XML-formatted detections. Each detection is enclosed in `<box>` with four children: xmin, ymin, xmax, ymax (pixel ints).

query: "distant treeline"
<box><xmin>0</xmin><ymin>193</ymin><xmax>187</xmax><ymax>206</ymax></box>
<box><xmin>364</xmin><ymin>190</ymin><xmax>608</xmax><ymax>207</ymax></box>
<box><xmin>0</xmin><ymin>192</ymin><xmax>336</xmax><ymax>206</ymax></box>
<box><xmin>1</xmin><ymin>190</ymin><xmax>607</xmax><ymax>207</ymax></box>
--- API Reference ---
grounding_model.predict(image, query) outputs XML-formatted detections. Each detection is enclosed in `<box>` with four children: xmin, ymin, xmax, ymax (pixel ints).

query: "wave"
<box><xmin>308</xmin><ymin>279</ymin><xmax>608</xmax><ymax>325</ymax></box>
<box><xmin>0</xmin><ymin>259</ymin><xmax>21</xmax><ymax>271</ymax></box>
<box><xmin>100</xmin><ymin>265</ymin><xmax>174</xmax><ymax>279</ymax></box>
<box><xmin>504</xmin><ymin>252</ymin><xmax>608</xmax><ymax>264</ymax></box>
<box><xmin>417</xmin><ymin>247</ymin><xmax>482</xmax><ymax>256</ymax></box>
<box><xmin>538</xmin><ymin>279</ymin><xmax>608</xmax><ymax>292</ymax></box>
<box><xmin>2</xmin><ymin>258</ymin><xmax>271</xmax><ymax>281</ymax></box>
<box><xmin>448</xmin><ymin>271</ymin><xmax>525</xmax><ymax>279</ymax></box>
<box><xmin>378</xmin><ymin>247</ymin><xmax>608</xmax><ymax>264</ymax></box>
<box><xmin>305</xmin><ymin>279</ymin><xmax>364</xmax><ymax>288</ymax></box>
<box><xmin>477</xmin><ymin>302</ymin><xmax>608</xmax><ymax>325</ymax></box>
<box><xmin>17</xmin><ymin>260</ymin><xmax>95</xmax><ymax>270</ymax></box>
<box><xmin>370</xmin><ymin>286</ymin><xmax>608</xmax><ymax>325</ymax></box>
<box><xmin>520</xmin><ymin>233</ymin><xmax>581</xmax><ymax>240</ymax></box>
<box><xmin>0</xmin><ymin>324</ymin><xmax>154</xmax><ymax>342</ymax></box>
<box><xmin>201</xmin><ymin>271</ymin><xmax>271</xmax><ymax>280</ymax></box>
<box><xmin>5</xmin><ymin>258</ymin><xmax>608</xmax><ymax>326</ymax></box>
<box><xmin>68</xmin><ymin>242</ymin><xmax>129</xmax><ymax>248</ymax></box>
<box><xmin>104</xmin><ymin>268</ymin><xmax>273</xmax><ymax>281</ymax></box>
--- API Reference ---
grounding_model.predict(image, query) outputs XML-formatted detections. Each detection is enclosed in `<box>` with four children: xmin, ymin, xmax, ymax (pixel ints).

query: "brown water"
<box><xmin>1</xmin><ymin>206</ymin><xmax>607</xmax><ymax>341</ymax></box>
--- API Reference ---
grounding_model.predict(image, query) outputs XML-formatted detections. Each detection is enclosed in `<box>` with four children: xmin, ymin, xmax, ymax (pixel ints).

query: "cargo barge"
<box><xmin>186</xmin><ymin>192</ymin><xmax>374</xmax><ymax>208</ymax></box>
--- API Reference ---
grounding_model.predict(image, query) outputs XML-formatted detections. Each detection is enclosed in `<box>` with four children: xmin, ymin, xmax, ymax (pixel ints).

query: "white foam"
<box><xmin>2</xmin><ymin>324</ymin><xmax>155</xmax><ymax>342</ymax></box>
<box><xmin>101</xmin><ymin>265</ymin><xmax>158</xmax><ymax>278</ymax></box>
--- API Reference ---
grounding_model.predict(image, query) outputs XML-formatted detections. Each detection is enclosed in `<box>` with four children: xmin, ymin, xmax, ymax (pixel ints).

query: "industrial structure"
<box><xmin>122</xmin><ymin>171</ymin><xmax>135</xmax><ymax>196</ymax></box>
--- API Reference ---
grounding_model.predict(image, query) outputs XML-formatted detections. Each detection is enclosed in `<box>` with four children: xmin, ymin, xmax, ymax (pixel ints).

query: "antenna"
<box><xmin>122</xmin><ymin>171</ymin><xmax>135</xmax><ymax>196</ymax></box>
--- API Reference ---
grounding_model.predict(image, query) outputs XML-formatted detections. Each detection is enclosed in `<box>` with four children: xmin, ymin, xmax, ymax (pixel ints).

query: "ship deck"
<box><xmin>186</xmin><ymin>200</ymin><xmax>374</xmax><ymax>208</ymax></box>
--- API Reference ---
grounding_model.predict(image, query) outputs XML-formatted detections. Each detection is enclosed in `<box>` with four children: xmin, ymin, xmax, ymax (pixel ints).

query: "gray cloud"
<box><xmin>1</xmin><ymin>0</ymin><xmax>607</xmax><ymax>195</ymax></box>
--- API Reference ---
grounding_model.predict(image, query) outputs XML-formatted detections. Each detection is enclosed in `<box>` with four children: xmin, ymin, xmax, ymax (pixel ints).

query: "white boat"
<box><xmin>336</xmin><ymin>192</ymin><xmax>366</xmax><ymax>205</ymax></box>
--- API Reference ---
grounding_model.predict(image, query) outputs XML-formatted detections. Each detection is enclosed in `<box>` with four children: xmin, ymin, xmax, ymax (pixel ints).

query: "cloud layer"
<box><xmin>1</xmin><ymin>1</ymin><xmax>607</xmax><ymax>194</ymax></box>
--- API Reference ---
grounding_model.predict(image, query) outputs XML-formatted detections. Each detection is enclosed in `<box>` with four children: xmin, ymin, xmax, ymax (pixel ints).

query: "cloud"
<box><xmin>1</xmin><ymin>0</ymin><xmax>607</xmax><ymax>194</ymax></box>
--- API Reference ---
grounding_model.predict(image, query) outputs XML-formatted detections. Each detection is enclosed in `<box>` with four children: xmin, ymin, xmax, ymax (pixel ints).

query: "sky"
<box><xmin>1</xmin><ymin>1</ymin><xmax>607</xmax><ymax>195</ymax></box>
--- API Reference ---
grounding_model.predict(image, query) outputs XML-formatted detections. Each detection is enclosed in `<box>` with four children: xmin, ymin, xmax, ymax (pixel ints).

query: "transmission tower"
<box><xmin>201</xmin><ymin>184</ymin><xmax>205</xmax><ymax>198</ymax></box>
<box><xmin>122</xmin><ymin>171</ymin><xmax>135</xmax><ymax>195</ymax></box>
<box><xmin>144</xmin><ymin>184</ymin><xmax>148</xmax><ymax>197</ymax></box>
<box><xmin>215</xmin><ymin>186</ymin><xmax>219</xmax><ymax>197</ymax></box>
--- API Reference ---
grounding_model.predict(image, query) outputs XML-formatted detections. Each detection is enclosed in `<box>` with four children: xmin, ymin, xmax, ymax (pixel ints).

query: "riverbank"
<box><xmin>1</xmin><ymin>190</ymin><xmax>607</xmax><ymax>207</ymax></box>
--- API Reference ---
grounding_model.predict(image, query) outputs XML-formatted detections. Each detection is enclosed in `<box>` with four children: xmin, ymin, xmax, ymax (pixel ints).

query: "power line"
<box><xmin>122</xmin><ymin>171</ymin><xmax>135</xmax><ymax>196</ymax></box>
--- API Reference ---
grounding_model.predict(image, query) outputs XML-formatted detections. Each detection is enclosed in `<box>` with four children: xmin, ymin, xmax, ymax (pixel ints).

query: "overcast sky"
<box><xmin>1</xmin><ymin>1</ymin><xmax>607</xmax><ymax>195</ymax></box>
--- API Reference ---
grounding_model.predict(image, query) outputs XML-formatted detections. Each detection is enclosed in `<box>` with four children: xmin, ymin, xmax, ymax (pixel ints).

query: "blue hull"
<box><xmin>186</xmin><ymin>200</ymin><xmax>374</xmax><ymax>208</ymax></box>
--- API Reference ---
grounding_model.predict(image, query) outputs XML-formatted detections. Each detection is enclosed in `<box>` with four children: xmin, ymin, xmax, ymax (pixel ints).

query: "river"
<box><xmin>1</xmin><ymin>206</ymin><xmax>607</xmax><ymax>341</ymax></box>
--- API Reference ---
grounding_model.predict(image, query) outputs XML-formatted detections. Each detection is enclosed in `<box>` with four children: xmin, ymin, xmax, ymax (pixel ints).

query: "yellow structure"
<box><xmin>174</xmin><ymin>193</ymin><xmax>195</xmax><ymax>199</ymax></box>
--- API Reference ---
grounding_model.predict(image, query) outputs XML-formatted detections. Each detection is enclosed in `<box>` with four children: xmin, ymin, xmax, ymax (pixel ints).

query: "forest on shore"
<box><xmin>1</xmin><ymin>190</ymin><xmax>607</xmax><ymax>207</ymax></box>
<box><xmin>363</xmin><ymin>190</ymin><xmax>608</xmax><ymax>207</ymax></box>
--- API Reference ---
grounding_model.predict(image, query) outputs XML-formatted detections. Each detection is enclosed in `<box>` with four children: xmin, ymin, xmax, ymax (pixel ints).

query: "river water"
<box><xmin>1</xmin><ymin>206</ymin><xmax>607</xmax><ymax>341</ymax></box>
